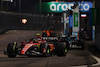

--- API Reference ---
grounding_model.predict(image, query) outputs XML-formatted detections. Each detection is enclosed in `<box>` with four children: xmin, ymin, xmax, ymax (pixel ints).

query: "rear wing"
<box><xmin>41</xmin><ymin>37</ymin><xmax>58</xmax><ymax>42</ymax></box>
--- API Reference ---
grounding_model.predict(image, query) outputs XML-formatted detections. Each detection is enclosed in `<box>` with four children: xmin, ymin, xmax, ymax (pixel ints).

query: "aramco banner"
<box><xmin>41</xmin><ymin>2</ymin><xmax>92</xmax><ymax>12</ymax></box>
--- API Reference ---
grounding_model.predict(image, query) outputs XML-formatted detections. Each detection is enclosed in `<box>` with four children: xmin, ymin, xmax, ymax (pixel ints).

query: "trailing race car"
<box><xmin>4</xmin><ymin>36</ymin><xmax>68</xmax><ymax>57</ymax></box>
<box><xmin>68</xmin><ymin>35</ymin><xmax>84</xmax><ymax>49</ymax></box>
<box><xmin>41</xmin><ymin>30</ymin><xmax>58</xmax><ymax>41</ymax></box>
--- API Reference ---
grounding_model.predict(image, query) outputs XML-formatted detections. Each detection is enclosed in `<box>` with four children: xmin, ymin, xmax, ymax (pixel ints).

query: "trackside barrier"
<box><xmin>84</xmin><ymin>40</ymin><xmax>100</xmax><ymax>55</ymax></box>
<box><xmin>0</xmin><ymin>11</ymin><xmax>62</xmax><ymax>33</ymax></box>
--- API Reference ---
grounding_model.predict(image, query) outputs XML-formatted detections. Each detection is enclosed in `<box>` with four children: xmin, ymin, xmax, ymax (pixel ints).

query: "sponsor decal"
<box><xmin>41</xmin><ymin>2</ymin><xmax>92</xmax><ymax>12</ymax></box>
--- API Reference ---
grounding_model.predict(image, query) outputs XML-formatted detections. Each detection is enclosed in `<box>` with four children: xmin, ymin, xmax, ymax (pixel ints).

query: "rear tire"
<box><xmin>7</xmin><ymin>42</ymin><xmax>17</xmax><ymax>58</ymax></box>
<box><xmin>45</xmin><ymin>46</ymin><xmax>50</xmax><ymax>57</ymax></box>
<box><xmin>40</xmin><ymin>43</ymin><xmax>50</xmax><ymax>57</ymax></box>
<box><xmin>55</xmin><ymin>42</ymin><xmax>68</xmax><ymax>56</ymax></box>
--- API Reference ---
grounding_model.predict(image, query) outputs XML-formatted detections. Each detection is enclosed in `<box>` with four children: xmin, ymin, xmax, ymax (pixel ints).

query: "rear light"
<box><xmin>43</xmin><ymin>48</ymin><xmax>46</xmax><ymax>53</ymax></box>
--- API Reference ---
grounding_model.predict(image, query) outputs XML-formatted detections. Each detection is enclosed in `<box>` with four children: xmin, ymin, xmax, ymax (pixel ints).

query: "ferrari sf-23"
<box><xmin>4</xmin><ymin>36</ymin><xmax>68</xmax><ymax>57</ymax></box>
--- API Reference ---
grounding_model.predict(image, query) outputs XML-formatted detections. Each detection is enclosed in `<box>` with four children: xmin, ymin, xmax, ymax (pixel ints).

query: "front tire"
<box><xmin>7</xmin><ymin>42</ymin><xmax>17</xmax><ymax>57</ymax></box>
<box><xmin>55</xmin><ymin>42</ymin><xmax>68</xmax><ymax>56</ymax></box>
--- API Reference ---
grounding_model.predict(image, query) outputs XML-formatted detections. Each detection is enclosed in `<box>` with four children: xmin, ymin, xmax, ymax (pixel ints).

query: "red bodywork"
<box><xmin>21</xmin><ymin>43</ymin><xmax>37</xmax><ymax>55</ymax></box>
<box><xmin>43</xmin><ymin>30</ymin><xmax>53</xmax><ymax>36</ymax></box>
<box><xmin>20</xmin><ymin>37</ymin><xmax>55</xmax><ymax>55</ymax></box>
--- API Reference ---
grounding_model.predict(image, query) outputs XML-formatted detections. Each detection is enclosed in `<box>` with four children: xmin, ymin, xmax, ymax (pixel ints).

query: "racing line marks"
<box><xmin>0</xmin><ymin>36</ymin><xmax>7</xmax><ymax>40</ymax></box>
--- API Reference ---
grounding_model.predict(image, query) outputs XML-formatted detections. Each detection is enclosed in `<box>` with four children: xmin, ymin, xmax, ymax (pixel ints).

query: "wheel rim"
<box><xmin>13</xmin><ymin>42</ymin><xmax>17</xmax><ymax>52</ymax></box>
<box><xmin>47</xmin><ymin>48</ymin><xmax>50</xmax><ymax>53</ymax></box>
<box><xmin>65</xmin><ymin>48</ymin><xmax>67</xmax><ymax>53</ymax></box>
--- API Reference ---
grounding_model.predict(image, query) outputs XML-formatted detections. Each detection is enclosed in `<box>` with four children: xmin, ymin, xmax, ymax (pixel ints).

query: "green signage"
<box><xmin>41</xmin><ymin>2</ymin><xmax>66</xmax><ymax>12</ymax></box>
<box><xmin>73</xmin><ymin>13</ymin><xmax>79</xmax><ymax>27</ymax></box>
<box><xmin>39</xmin><ymin>2</ymin><xmax>92</xmax><ymax>13</ymax></box>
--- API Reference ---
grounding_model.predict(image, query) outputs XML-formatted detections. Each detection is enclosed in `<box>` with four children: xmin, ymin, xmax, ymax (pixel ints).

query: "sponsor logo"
<box><xmin>41</xmin><ymin>2</ymin><xmax>92</xmax><ymax>12</ymax></box>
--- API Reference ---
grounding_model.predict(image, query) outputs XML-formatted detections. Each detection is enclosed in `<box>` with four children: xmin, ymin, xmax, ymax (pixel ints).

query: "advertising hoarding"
<box><xmin>73</xmin><ymin>13</ymin><xmax>79</xmax><ymax>27</ymax></box>
<box><xmin>41</xmin><ymin>2</ymin><xmax>92</xmax><ymax>13</ymax></box>
<box><xmin>69</xmin><ymin>15</ymin><xmax>73</xmax><ymax>28</ymax></box>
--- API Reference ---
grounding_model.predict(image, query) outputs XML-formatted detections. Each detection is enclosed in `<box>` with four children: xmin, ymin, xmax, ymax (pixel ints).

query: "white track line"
<box><xmin>85</xmin><ymin>50</ymin><xmax>100</xmax><ymax>67</ymax></box>
<box><xmin>69</xmin><ymin>50</ymin><xmax>100</xmax><ymax>67</ymax></box>
<box><xmin>69</xmin><ymin>65</ymin><xmax>87</xmax><ymax>67</ymax></box>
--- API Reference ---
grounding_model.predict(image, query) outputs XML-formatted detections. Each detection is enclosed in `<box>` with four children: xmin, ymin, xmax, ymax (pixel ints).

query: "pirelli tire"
<box><xmin>55</xmin><ymin>42</ymin><xmax>68</xmax><ymax>56</ymax></box>
<box><xmin>40</xmin><ymin>43</ymin><xmax>50</xmax><ymax>57</ymax></box>
<box><xmin>7</xmin><ymin>42</ymin><xmax>17</xmax><ymax>58</ymax></box>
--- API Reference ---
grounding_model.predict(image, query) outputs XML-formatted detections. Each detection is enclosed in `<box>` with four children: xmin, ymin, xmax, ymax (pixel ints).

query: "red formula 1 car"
<box><xmin>4</xmin><ymin>36</ymin><xmax>56</xmax><ymax>57</ymax></box>
<box><xmin>4</xmin><ymin>31</ymin><xmax>68</xmax><ymax>57</ymax></box>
